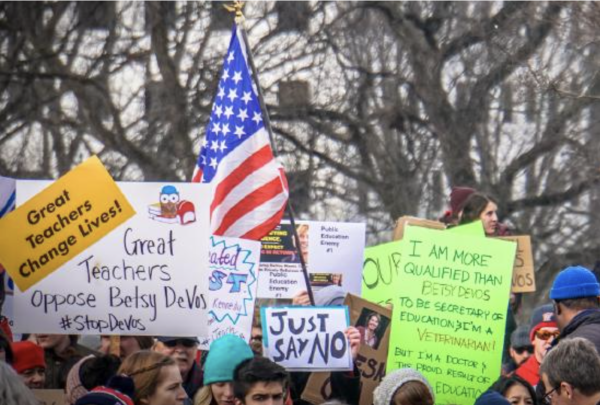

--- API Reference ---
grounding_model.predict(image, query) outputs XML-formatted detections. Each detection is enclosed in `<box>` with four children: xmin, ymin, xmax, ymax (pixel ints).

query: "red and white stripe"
<box><xmin>194</xmin><ymin>127</ymin><xmax>288</xmax><ymax>240</ymax></box>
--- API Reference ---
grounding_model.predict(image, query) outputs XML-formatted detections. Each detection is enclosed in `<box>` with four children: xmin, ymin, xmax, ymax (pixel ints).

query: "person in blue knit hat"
<box><xmin>194</xmin><ymin>335</ymin><xmax>254</xmax><ymax>405</ymax></box>
<box><xmin>550</xmin><ymin>265</ymin><xmax>600</xmax><ymax>353</ymax></box>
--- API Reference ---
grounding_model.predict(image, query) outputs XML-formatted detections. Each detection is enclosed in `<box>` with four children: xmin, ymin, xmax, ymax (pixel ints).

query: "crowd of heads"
<box><xmin>2</xmin><ymin>186</ymin><xmax>600</xmax><ymax>405</ymax></box>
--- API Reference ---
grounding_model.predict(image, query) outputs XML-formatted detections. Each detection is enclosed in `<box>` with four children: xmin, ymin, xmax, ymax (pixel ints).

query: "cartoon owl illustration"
<box><xmin>160</xmin><ymin>185</ymin><xmax>180</xmax><ymax>218</ymax></box>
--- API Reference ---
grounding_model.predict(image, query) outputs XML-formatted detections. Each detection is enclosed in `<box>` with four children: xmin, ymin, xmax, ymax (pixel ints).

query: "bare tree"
<box><xmin>1</xmin><ymin>2</ymin><xmax>599</xmax><ymax>308</ymax></box>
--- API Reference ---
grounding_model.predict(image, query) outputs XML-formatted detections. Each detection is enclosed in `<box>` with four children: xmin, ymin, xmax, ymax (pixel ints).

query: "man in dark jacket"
<box><xmin>550</xmin><ymin>266</ymin><xmax>600</xmax><ymax>354</ymax></box>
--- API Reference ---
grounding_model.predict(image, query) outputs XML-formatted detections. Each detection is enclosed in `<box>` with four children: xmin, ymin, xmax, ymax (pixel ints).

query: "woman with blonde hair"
<box><xmin>118</xmin><ymin>350</ymin><xmax>187</xmax><ymax>405</ymax></box>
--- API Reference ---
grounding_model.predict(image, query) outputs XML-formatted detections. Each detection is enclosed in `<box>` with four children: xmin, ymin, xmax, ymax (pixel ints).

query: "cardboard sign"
<box><xmin>262</xmin><ymin>306</ymin><xmax>352</xmax><ymax>371</ymax></box>
<box><xmin>33</xmin><ymin>389</ymin><xmax>66</xmax><ymax>405</ymax></box>
<box><xmin>393</xmin><ymin>216</ymin><xmax>445</xmax><ymax>241</ymax></box>
<box><xmin>199</xmin><ymin>236</ymin><xmax>261</xmax><ymax>349</ymax></box>
<box><xmin>13</xmin><ymin>181</ymin><xmax>210</xmax><ymax>337</ymax></box>
<box><xmin>447</xmin><ymin>220</ymin><xmax>486</xmax><ymax>237</ymax></box>
<box><xmin>386</xmin><ymin>226</ymin><xmax>516</xmax><ymax>405</ymax></box>
<box><xmin>0</xmin><ymin>156</ymin><xmax>135</xmax><ymax>291</ymax></box>
<box><xmin>302</xmin><ymin>294</ymin><xmax>392</xmax><ymax>405</ymax></box>
<box><xmin>497</xmin><ymin>235</ymin><xmax>535</xmax><ymax>293</ymax></box>
<box><xmin>257</xmin><ymin>221</ymin><xmax>366</xmax><ymax>299</ymax></box>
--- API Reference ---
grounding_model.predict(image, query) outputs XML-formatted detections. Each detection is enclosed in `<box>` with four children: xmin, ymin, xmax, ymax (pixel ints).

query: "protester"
<box><xmin>154</xmin><ymin>336</ymin><xmax>203</xmax><ymax>400</ymax></box>
<box><xmin>99</xmin><ymin>335</ymin><xmax>154</xmax><ymax>359</ymax></box>
<box><xmin>458</xmin><ymin>193</ymin><xmax>499</xmax><ymax>236</ymax></box>
<box><xmin>292</xmin><ymin>285</ymin><xmax>346</xmax><ymax>307</ymax></box>
<box><xmin>0</xmin><ymin>269</ymin><xmax>13</xmax><ymax>342</ymax></box>
<box><xmin>373</xmin><ymin>368</ymin><xmax>434</xmax><ymax>405</ymax></box>
<box><xmin>439</xmin><ymin>186</ymin><xmax>475</xmax><ymax>226</ymax></box>
<box><xmin>233</xmin><ymin>356</ymin><xmax>289</xmax><ymax>405</ymax></box>
<box><xmin>194</xmin><ymin>334</ymin><xmax>255</xmax><ymax>405</ymax></box>
<box><xmin>35</xmin><ymin>333</ymin><xmax>98</xmax><ymax>389</ymax></box>
<box><xmin>249</xmin><ymin>310</ymin><xmax>264</xmax><ymax>356</ymax></box>
<box><xmin>75</xmin><ymin>375</ymin><xmax>136</xmax><ymax>405</ymax></box>
<box><xmin>0</xmin><ymin>328</ymin><xmax>13</xmax><ymax>363</ymax></box>
<box><xmin>0</xmin><ymin>361</ymin><xmax>40</xmax><ymax>405</ymax></box>
<box><xmin>119</xmin><ymin>350</ymin><xmax>187</xmax><ymax>405</ymax></box>
<box><xmin>539</xmin><ymin>337</ymin><xmax>600</xmax><ymax>405</ymax></box>
<box><xmin>66</xmin><ymin>354</ymin><xmax>122</xmax><ymax>405</ymax></box>
<box><xmin>503</xmin><ymin>325</ymin><xmax>533</xmax><ymax>374</ymax></box>
<box><xmin>515</xmin><ymin>304</ymin><xmax>559</xmax><ymax>387</ymax></box>
<box><xmin>490</xmin><ymin>375</ymin><xmax>537</xmax><ymax>405</ymax></box>
<box><xmin>550</xmin><ymin>265</ymin><xmax>600</xmax><ymax>353</ymax></box>
<box><xmin>10</xmin><ymin>340</ymin><xmax>46</xmax><ymax>389</ymax></box>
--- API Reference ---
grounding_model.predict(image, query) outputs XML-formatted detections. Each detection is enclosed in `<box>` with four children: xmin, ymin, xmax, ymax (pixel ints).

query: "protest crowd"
<box><xmin>1</xmin><ymin>184</ymin><xmax>600</xmax><ymax>405</ymax></box>
<box><xmin>1</xmin><ymin>6</ymin><xmax>600</xmax><ymax>405</ymax></box>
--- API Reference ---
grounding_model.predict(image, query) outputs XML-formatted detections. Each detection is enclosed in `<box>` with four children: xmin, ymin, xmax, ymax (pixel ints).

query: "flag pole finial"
<box><xmin>224</xmin><ymin>1</ymin><xmax>245</xmax><ymax>25</ymax></box>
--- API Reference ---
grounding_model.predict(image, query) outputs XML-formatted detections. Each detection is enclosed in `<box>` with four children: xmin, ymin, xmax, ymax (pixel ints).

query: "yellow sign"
<box><xmin>0</xmin><ymin>156</ymin><xmax>135</xmax><ymax>291</ymax></box>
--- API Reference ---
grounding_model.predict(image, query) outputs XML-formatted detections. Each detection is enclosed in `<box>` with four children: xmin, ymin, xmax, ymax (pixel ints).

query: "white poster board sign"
<box><xmin>199</xmin><ymin>236</ymin><xmax>260</xmax><ymax>349</ymax></box>
<box><xmin>13</xmin><ymin>181</ymin><xmax>210</xmax><ymax>337</ymax></box>
<box><xmin>257</xmin><ymin>221</ymin><xmax>365</xmax><ymax>299</ymax></box>
<box><xmin>261</xmin><ymin>306</ymin><xmax>352</xmax><ymax>371</ymax></box>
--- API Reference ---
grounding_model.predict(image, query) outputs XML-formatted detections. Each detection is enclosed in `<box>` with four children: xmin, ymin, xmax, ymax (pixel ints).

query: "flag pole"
<box><xmin>231</xmin><ymin>3</ymin><xmax>316</xmax><ymax>306</ymax></box>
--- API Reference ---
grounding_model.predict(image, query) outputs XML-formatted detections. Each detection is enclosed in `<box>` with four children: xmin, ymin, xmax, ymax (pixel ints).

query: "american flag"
<box><xmin>192</xmin><ymin>25</ymin><xmax>288</xmax><ymax>240</ymax></box>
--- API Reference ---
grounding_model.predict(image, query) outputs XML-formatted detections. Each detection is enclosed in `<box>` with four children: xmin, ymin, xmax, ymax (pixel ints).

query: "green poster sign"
<box><xmin>386</xmin><ymin>226</ymin><xmax>516</xmax><ymax>405</ymax></box>
<box><xmin>362</xmin><ymin>240</ymin><xmax>403</xmax><ymax>307</ymax></box>
<box><xmin>447</xmin><ymin>220</ymin><xmax>485</xmax><ymax>237</ymax></box>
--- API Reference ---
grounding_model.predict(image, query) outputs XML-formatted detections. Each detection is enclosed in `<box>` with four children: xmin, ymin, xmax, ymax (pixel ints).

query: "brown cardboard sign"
<box><xmin>302</xmin><ymin>294</ymin><xmax>392</xmax><ymax>405</ymax></box>
<box><xmin>393</xmin><ymin>216</ymin><xmax>445</xmax><ymax>241</ymax></box>
<box><xmin>497</xmin><ymin>235</ymin><xmax>535</xmax><ymax>293</ymax></box>
<box><xmin>33</xmin><ymin>389</ymin><xmax>66</xmax><ymax>405</ymax></box>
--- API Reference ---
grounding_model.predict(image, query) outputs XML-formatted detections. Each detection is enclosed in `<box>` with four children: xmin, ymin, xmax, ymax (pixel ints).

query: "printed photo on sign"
<box><xmin>257</xmin><ymin>220</ymin><xmax>365</xmax><ymax>300</ymax></box>
<box><xmin>12</xmin><ymin>181</ymin><xmax>210</xmax><ymax>337</ymax></box>
<box><xmin>355</xmin><ymin>307</ymin><xmax>390</xmax><ymax>351</ymax></box>
<box><xmin>261</xmin><ymin>306</ymin><xmax>353</xmax><ymax>372</ymax></box>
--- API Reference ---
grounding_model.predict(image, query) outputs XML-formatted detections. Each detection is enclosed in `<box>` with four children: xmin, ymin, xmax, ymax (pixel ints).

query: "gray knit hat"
<box><xmin>373</xmin><ymin>368</ymin><xmax>434</xmax><ymax>405</ymax></box>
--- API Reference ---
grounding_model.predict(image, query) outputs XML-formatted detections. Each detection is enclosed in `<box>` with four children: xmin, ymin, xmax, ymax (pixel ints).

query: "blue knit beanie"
<box><xmin>203</xmin><ymin>335</ymin><xmax>254</xmax><ymax>385</ymax></box>
<box><xmin>550</xmin><ymin>266</ymin><xmax>600</xmax><ymax>300</ymax></box>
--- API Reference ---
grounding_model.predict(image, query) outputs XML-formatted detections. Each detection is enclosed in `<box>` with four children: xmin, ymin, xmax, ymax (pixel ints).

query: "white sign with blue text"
<box><xmin>261</xmin><ymin>306</ymin><xmax>353</xmax><ymax>371</ymax></box>
<box><xmin>13</xmin><ymin>181</ymin><xmax>210</xmax><ymax>337</ymax></box>
<box><xmin>199</xmin><ymin>236</ymin><xmax>261</xmax><ymax>350</ymax></box>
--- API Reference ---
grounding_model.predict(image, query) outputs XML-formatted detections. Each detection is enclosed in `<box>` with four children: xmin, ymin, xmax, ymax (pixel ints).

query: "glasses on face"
<box><xmin>543</xmin><ymin>385</ymin><xmax>559</xmax><ymax>405</ymax></box>
<box><xmin>535</xmin><ymin>330</ymin><xmax>560</xmax><ymax>341</ymax></box>
<box><xmin>514</xmin><ymin>345</ymin><xmax>533</xmax><ymax>355</ymax></box>
<box><xmin>163</xmin><ymin>339</ymin><xmax>197</xmax><ymax>348</ymax></box>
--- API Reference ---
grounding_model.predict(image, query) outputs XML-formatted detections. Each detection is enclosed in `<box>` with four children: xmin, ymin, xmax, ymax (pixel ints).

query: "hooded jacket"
<box><xmin>557</xmin><ymin>308</ymin><xmax>600</xmax><ymax>354</ymax></box>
